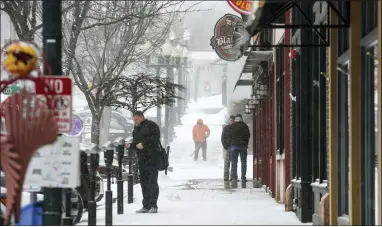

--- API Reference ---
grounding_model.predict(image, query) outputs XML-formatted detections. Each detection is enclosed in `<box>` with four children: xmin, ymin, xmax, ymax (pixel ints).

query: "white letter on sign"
<box><xmin>46</xmin><ymin>79</ymin><xmax>63</xmax><ymax>94</ymax></box>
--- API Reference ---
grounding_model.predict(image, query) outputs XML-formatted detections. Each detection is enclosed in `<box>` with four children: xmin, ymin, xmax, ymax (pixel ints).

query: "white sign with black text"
<box><xmin>23</xmin><ymin>136</ymin><xmax>81</xmax><ymax>190</ymax></box>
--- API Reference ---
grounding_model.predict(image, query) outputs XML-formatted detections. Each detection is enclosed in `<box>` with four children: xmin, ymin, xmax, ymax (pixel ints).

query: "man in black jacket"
<box><xmin>221</xmin><ymin>115</ymin><xmax>235</xmax><ymax>181</ymax></box>
<box><xmin>127</xmin><ymin>111</ymin><xmax>160</xmax><ymax>213</ymax></box>
<box><xmin>230</xmin><ymin>114</ymin><xmax>250</xmax><ymax>181</ymax></box>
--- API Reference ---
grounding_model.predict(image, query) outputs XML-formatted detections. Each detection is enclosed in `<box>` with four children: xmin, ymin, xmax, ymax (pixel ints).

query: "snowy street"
<box><xmin>78</xmin><ymin>95</ymin><xmax>304</xmax><ymax>225</ymax></box>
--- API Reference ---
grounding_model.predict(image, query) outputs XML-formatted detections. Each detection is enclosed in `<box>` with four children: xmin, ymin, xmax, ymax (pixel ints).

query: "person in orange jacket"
<box><xmin>192</xmin><ymin>119</ymin><xmax>210</xmax><ymax>161</ymax></box>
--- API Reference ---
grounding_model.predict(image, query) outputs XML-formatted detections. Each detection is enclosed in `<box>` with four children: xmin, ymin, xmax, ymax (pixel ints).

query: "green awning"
<box><xmin>234</xmin><ymin>50</ymin><xmax>273</xmax><ymax>91</ymax></box>
<box><xmin>242</xmin><ymin>2</ymin><xmax>291</xmax><ymax>37</ymax></box>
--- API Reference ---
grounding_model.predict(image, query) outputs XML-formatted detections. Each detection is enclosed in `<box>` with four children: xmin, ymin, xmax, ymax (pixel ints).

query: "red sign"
<box><xmin>227</xmin><ymin>0</ymin><xmax>266</xmax><ymax>16</ymax></box>
<box><xmin>35</xmin><ymin>76</ymin><xmax>73</xmax><ymax>133</ymax></box>
<box><xmin>227</xmin><ymin>0</ymin><xmax>254</xmax><ymax>15</ymax></box>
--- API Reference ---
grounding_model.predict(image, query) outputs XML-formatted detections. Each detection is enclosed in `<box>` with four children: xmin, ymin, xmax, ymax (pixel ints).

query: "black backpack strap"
<box><xmin>158</xmin><ymin>140</ymin><xmax>164</xmax><ymax>150</ymax></box>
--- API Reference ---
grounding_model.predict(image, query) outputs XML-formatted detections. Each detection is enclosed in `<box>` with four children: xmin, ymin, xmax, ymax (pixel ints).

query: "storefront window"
<box><xmin>338</xmin><ymin>61</ymin><xmax>349</xmax><ymax>216</ymax></box>
<box><xmin>373</xmin><ymin>43</ymin><xmax>378</xmax><ymax>225</ymax></box>
<box><xmin>374</xmin><ymin>44</ymin><xmax>378</xmax><ymax>162</ymax></box>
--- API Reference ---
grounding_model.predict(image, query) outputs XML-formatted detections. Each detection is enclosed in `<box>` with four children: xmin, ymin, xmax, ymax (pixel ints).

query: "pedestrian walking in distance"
<box><xmin>230</xmin><ymin>114</ymin><xmax>250</xmax><ymax>182</ymax></box>
<box><xmin>221</xmin><ymin>115</ymin><xmax>235</xmax><ymax>181</ymax></box>
<box><xmin>126</xmin><ymin>111</ymin><xmax>161</xmax><ymax>213</ymax></box>
<box><xmin>192</xmin><ymin>119</ymin><xmax>210</xmax><ymax>161</ymax></box>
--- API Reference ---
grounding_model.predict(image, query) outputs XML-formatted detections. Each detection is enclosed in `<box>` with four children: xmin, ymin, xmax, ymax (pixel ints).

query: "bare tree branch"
<box><xmin>98</xmin><ymin>73</ymin><xmax>185</xmax><ymax>114</ymax></box>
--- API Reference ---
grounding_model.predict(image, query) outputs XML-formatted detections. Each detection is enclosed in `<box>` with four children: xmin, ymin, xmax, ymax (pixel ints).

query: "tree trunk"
<box><xmin>90</xmin><ymin>112</ymin><xmax>101</xmax><ymax>145</ymax></box>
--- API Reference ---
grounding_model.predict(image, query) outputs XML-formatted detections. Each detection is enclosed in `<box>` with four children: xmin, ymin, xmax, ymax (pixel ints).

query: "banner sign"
<box><xmin>226</xmin><ymin>0</ymin><xmax>266</xmax><ymax>16</ymax></box>
<box><xmin>226</xmin><ymin>0</ymin><xmax>254</xmax><ymax>15</ymax></box>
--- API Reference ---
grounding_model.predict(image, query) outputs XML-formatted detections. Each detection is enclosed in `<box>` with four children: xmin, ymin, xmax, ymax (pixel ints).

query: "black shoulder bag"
<box><xmin>157</xmin><ymin>141</ymin><xmax>169</xmax><ymax>171</ymax></box>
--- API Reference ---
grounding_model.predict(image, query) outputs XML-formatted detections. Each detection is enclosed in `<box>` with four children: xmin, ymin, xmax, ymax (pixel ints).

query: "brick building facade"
<box><xmin>234</xmin><ymin>1</ymin><xmax>381</xmax><ymax>225</ymax></box>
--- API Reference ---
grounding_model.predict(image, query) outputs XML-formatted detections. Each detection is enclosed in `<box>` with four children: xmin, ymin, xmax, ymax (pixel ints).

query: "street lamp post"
<box><xmin>142</xmin><ymin>42</ymin><xmax>163</xmax><ymax>131</ymax></box>
<box><xmin>42</xmin><ymin>0</ymin><xmax>63</xmax><ymax>225</ymax></box>
<box><xmin>182</xmin><ymin>47</ymin><xmax>189</xmax><ymax>115</ymax></box>
<box><xmin>173</xmin><ymin>44</ymin><xmax>183</xmax><ymax>125</ymax></box>
<box><xmin>161</xmin><ymin>40</ymin><xmax>174</xmax><ymax>146</ymax></box>
<box><xmin>211</xmin><ymin>60</ymin><xmax>228</xmax><ymax>106</ymax></box>
<box><xmin>182</xmin><ymin>29</ymin><xmax>191</xmax><ymax>111</ymax></box>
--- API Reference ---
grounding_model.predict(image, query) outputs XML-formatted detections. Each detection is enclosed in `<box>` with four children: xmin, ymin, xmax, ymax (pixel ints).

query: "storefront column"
<box><xmin>265</xmin><ymin>98</ymin><xmax>270</xmax><ymax>188</ymax></box>
<box><xmin>283</xmin><ymin>9</ymin><xmax>292</xmax><ymax>192</ymax></box>
<box><xmin>297</xmin><ymin>3</ymin><xmax>314</xmax><ymax>223</ymax></box>
<box><xmin>349</xmin><ymin>1</ymin><xmax>362</xmax><ymax>225</ymax></box>
<box><xmin>328</xmin><ymin>7</ymin><xmax>339</xmax><ymax>225</ymax></box>
<box><xmin>377</xmin><ymin>1</ymin><xmax>382</xmax><ymax>224</ymax></box>
<box><xmin>258</xmin><ymin>108</ymin><xmax>262</xmax><ymax>185</ymax></box>
<box><xmin>255</xmin><ymin>110</ymin><xmax>260</xmax><ymax>186</ymax></box>
<box><xmin>272</xmin><ymin>71</ymin><xmax>276</xmax><ymax>198</ymax></box>
<box><xmin>260</xmin><ymin>106</ymin><xmax>262</xmax><ymax>185</ymax></box>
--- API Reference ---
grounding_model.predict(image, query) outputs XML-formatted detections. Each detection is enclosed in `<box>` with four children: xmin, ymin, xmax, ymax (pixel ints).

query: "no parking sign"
<box><xmin>35</xmin><ymin>76</ymin><xmax>73</xmax><ymax>133</ymax></box>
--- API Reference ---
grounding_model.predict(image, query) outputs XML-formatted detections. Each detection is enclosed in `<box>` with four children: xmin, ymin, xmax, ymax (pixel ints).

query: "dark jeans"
<box><xmin>194</xmin><ymin>141</ymin><xmax>207</xmax><ymax>160</ymax></box>
<box><xmin>231</xmin><ymin>148</ymin><xmax>247</xmax><ymax>180</ymax></box>
<box><xmin>223</xmin><ymin>148</ymin><xmax>231</xmax><ymax>180</ymax></box>
<box><xmin>139</xmin><ymin>160</ymin><xmax>159</xmax><ymax>209</ymax></box>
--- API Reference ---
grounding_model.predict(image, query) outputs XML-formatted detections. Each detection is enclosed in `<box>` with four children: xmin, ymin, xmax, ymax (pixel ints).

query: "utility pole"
<box><xmin>42</xmin><ymin>0</ymin><xmax>63</xmax><ymax>225</ymax></box>
<box><xmin>211</xmin><ymin>60</ymin><xmax>228</xmax><ymax>106</ymax></box>
<box><xmin>164</xmin><ymin>56</ymin><xmax>171</xmax><ymax>146</ymax></box>
<box><xmin>156</xmin><ymin>67</ymin><xmax>162</xmax><ymax>133</ymax></box>
<box><xmin>222</xmin><ymin>63</ymin><xmax>228</xmax><ymax>106</ymax></box>
<box><xmin>176</xmin><ymin>58</ymin><xmax>183</xmax><ymax>125</ymax></box>
<box><xmin>194</xmin><ymin>66</ymin><xmax>200</xmax><ymax>102</ymax></box>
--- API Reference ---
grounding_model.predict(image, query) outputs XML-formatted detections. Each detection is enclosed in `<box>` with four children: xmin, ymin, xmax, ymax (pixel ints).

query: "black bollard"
<box><xmin>126</xmin><ymin>140</ymin><xmax>134</xmax><ymax>204</ymax></box>
<box><xmin>103</xmin><ymin>141</ymin><xmax>114</xmax><ymax>226</ymax></box>
<box><xmin>133</xmin><ymin>152</ymin><xmax>139</xmax><ymax>184</ymax></box>
<box><xmin>114</xmin><ymin>137</ymin><xmax>125</xmax><ymax>215</ymax></box>
<box><xmin>165</xmin><ymin>146</ymin><xmax>170</xmax><ymax>175</ymax></box>
<box><xmin>87</xmin><ymin>143</ymin><xmax>100</xmax><ymax>226</ymax></box>
<box><xmin>62</xmin><ymin>188</ymin><xmax>72</xmax><ymax>225</ymax></box>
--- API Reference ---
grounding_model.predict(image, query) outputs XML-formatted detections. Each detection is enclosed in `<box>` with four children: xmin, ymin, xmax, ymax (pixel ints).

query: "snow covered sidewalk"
<box><xmin>79</xmin><ymin>95</ymin><xmax>304</xmax><ymax>225</ymax></box>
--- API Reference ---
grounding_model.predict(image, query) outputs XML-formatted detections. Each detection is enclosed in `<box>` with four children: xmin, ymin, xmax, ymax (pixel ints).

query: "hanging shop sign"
<box><xmin>210</xmin><ymin>14</ymin><xmax>249</xmax><ymax>62</ymax></box>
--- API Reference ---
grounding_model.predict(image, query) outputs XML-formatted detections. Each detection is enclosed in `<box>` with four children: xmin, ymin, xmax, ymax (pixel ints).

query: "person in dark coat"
<box><xmin>230</xmin><ymin>114</ymin><xmax>250</xmax><ymax>181</ymax></box>
<box><xmin>221</xmin><ymin>115</ymin><xmax>235</xmax><ymax>181</ymax></box>
<box><xmin>126</xmin><ymin>111</ymin><xmax>160</xmax><ymax>213</ymax></box>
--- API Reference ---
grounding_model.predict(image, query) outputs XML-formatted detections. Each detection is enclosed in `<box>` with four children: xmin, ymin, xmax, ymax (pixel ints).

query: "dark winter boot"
<box><xmin>136</xmin><ymin>208</ymin><xmax>150</xmax><ymax>213</ymax></box>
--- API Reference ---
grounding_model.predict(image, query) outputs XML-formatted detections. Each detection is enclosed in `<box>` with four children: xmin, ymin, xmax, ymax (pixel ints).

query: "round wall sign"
<box><xmin>210</xmin><ymin>14</ymin><xmax>246</xmax><ymax>62</ymax></box>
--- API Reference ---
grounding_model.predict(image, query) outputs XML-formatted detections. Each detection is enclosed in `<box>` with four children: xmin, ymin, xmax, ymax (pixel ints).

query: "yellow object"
<box><xmin>0</xmin><ymin>198</ymin><xmax>5</xmax><ymax>205</ymax></box>
<box><xmin>2</xmin><ymin>41</ymin><xmax>39</xmax><ymax>78</ymax></box>
<box><xmin>197</xmin><ymin>119</ymin><xmax>203</xmax><ymax>124</ymax></box>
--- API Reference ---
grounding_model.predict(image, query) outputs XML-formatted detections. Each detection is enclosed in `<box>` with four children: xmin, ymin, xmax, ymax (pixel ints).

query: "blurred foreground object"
<box><xmin>0</xmin><ymin>90</ymin><xmax>58</xmax><ymax>224</ymax></box>
<box><xmin>2</xmin><ymin>41</ymin><xmax>39</xmax><ymax>78</ymax></box>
